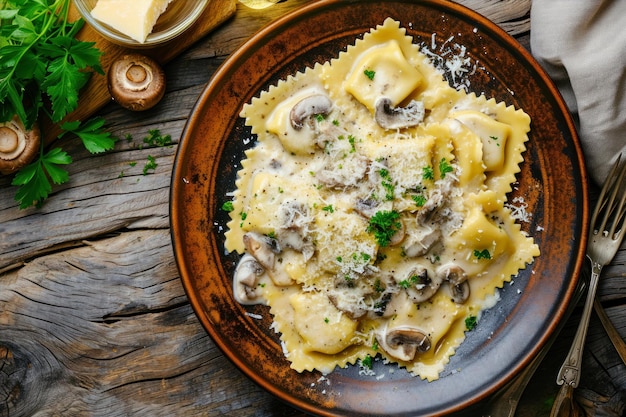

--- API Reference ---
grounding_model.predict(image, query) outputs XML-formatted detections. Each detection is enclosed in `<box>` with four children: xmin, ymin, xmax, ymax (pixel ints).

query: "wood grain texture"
<box><xmin>1</xmin><ymin>1</ymin><xmax>624</xmax><ymax>416</ymax></box>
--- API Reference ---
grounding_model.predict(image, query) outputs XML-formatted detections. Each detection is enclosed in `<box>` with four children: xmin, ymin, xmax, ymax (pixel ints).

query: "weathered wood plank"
<box><xmin>0</xmin><ymin>229</ymin><xmax>301</xmax><ymax>417</ymax></box>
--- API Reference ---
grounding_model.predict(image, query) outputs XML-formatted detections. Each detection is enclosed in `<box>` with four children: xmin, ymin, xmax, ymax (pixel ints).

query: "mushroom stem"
<box><xmin>108</xmin><ymin>54</ymin><xmax>166</xmax><ymax>111</ymax></box>
<box><xmin>124</xmin><ymin>62</ymin><xmax>153</xmax><ymax>92</ymax></box>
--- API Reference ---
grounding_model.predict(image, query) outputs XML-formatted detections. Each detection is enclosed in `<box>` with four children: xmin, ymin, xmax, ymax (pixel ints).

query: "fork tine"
<box><xmin>609</xmin><ymin>173</ymin><xmax>626</xmax><ymax>239</ymax></box>
<box><xmin>592</xmin><ymin>153</ymin><xmax>626</xmax><ymax>234</ymax></box>
<box><xmin>590</xmin><ymin>154</ymin><xmax>620</xmax><ymax>228</ymax></box>
<box><xmin>605</xmin><ymin>156</ymin><xmax>626</xmax><ymax>238</ymax></box>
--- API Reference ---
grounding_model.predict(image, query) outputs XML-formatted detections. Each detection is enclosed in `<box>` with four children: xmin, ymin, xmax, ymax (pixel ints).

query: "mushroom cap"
<box><xmin>438</xmin><ymin>264</ymin><xmax>471</xmax><ymax>304</ymax></box>
<box><xmin>403</xmin><ymin>267</ymin><xmax>442</xmax><ymax>303</ymax></box>
<box><xmin>374</xmin><ymin>97</ymin><xmax>425</xmax><ymax>130</ymax></box>
<box><xmin>0</xmin><ymin>116</ymin><xmax>41</xmax><ymax>176</ymax></box>
<box><xmin>289</xmin><ymin>94</ymin><xmax>333</xmax><ymax>130</ymax></box>
<box><xmin>378</xmin><ymin>325</ymin><xmax>432</xmax><ymax>361</ymax></box>
<box><xmin>108</xmin><ymin>53</ymin><xmax>166</xmax><ymax>111</ymax></box>
<box><xmin>233</xmin><ymin>254</ymin><xmax>266</xmax><ymax>305</ymax></box>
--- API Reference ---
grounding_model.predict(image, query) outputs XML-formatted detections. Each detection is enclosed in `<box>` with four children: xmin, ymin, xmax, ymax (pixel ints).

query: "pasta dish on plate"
<box><xmin>223</xmin><ymin>18</ymin><xmax>539</xmax><ymax>381</ymax></box>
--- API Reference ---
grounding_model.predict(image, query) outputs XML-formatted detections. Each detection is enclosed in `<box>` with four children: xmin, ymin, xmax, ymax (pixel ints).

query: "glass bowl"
<box><xmin>73</xmin><ymin>0</ymin><xmax>208</xmax><ymax>48</ymax></box>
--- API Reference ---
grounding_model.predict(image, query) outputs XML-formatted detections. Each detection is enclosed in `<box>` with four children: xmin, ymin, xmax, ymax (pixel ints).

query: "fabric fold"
<box><xmin>530</xmin><ymin>0</ymin><xmax>626</xmax><ymax>185</ymax></box>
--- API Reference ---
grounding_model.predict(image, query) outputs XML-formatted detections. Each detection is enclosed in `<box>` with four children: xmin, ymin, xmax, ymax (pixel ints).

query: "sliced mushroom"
<box><xmin>403</xmin><ymin>228</ymin><xmax>442</xmax><ymax>257</ymax></box>
<box><xmin>400</xmin><ymin>267</ymin><xmax>442</xmax><ymax>303</ymax></box>
<box><xmin>438</xmin><ymin>264</ymin><xmax>470</xmax><ymax>304</ymax></box>
<box><xmin>242</xmin><ymin>232</ymin><xmax>292</xmax><ymax>286</ymax></box>
<box><xmin>0</xmin><ymin>116</ymin><xmax>41</xmax><ymax>176</ymax></box>
<box><xmin>289</xmin><ymin>94</ymin><xmax>333</xmax><ymax>130</ymax></box>
<box><xmin>379</xmin><ymin>291</ymin><xmax>408</xmax><ymax>318</ymax></box>
<box><xmin>276</xmin><ymin>200</ymin><xmax>314</xmax><ymax>261</ymax></box>
<box><xmin>354</xmin><ymin>198</ymin><xmax>380</xmax><ymax>218</ymax></box>
<box><xmin>327</xmin><ymin>292</ymin><xmax>368</xmax><ymax>319</ymax></box>
<box><xmin>233</xmin><ymin>254</ymin><xmax>266</xmax><ymax>305</ymax></box>
<box><xmin>243</xmin><ymin>232</ymin><xmax>280</xmax><ymax>268</ymax></box>
<box><xmin>374</xmin><ymin>97</ymin><xmax>425</xmax><ymax>130</ymax></box>
<box><xmin>377</xmin><ymin>325</ymin><xmax>431</xmax><ymax>361</ymax></box>
<box><xmin>108</xmin><ymin>54</ymin><xmax>166</xmax><ymax>111</ymax></box>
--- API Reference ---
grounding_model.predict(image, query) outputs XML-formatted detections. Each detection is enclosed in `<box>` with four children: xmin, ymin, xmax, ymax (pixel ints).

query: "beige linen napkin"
<box><xmin>530</xmin><ymin>0</ymin><xmax>626</xmax><ymax>185</ymax></box>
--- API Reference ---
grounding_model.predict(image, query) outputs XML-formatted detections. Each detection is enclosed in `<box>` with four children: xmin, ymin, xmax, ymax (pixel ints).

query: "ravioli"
<box><xmin>224</xmin><ymin>18</ymin><xmax>539</xmax><ymax>381</ymax></box>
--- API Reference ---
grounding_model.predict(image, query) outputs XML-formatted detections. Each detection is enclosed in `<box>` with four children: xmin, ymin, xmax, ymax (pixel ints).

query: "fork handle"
<box><xmin>555</xmin><ymin>261</ymin><xmax>602</xmax><ymax>387</ymax></box>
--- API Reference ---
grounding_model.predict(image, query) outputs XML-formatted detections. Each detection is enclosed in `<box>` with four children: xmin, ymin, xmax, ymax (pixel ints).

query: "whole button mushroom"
<box><xmin>107</xmin><ymin>54</ymin><xmax>166</xmax><ymax>111</ymax></box>
<box><xmin>0</xmin><ymin>116</ymin><xmax>41</xmax><ymax>176</ymax></box>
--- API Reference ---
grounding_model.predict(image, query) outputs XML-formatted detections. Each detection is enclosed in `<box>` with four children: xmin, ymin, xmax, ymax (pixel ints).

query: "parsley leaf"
<box><xmin>364</xmin><ymin>69</ymin><xmax>376</xmax><ymax>80</ymax></box>
<box><xmin>61</xmin><ymin>117</ymin><xmax>116</xmax><ymax>154</ymax></box>
<box><xmin>422</xmin><ymin>165</ymin><xmax>434</xmax><ymax>181</ymax></box>
<box><xmin>367</xmin><ymin>210</ymin><xmax>402</xmax><ymax>247</ymax></box>
<box><xmin>465</xmin><ymin>315</ymin><xmax>478</xmax><ymax>331</ymax></box>
<box><xmin>0</xmin><ymin>0</ymin><xmax>112</xmax><ymax>209</ymax></box>
<box><xmin>439</xmin><ymin>158</ymin><xmax>454</xmax><ymax>178</ymax></box>
<box><xmin>473</xmin><ymin>249</ymin><xmax>492</xmax><ymax>260</ymax></box>
<box><xmin>12</xmin><ymin>148</ymin><xmax>72</xmax><ymax>209</ymax></box>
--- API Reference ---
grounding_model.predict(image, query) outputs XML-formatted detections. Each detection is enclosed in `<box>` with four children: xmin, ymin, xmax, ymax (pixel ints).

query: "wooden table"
<box><xmin>1</xmin><ymin>1</ymin><xmax>624</xmax><ymax>416</ymax></box>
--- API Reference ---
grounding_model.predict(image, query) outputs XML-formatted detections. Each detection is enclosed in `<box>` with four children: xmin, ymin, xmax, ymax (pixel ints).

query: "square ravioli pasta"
<box><xmin>224</xmin><ymin>18</ymin><xmax>539</xmax><ymax>381</ymax></box>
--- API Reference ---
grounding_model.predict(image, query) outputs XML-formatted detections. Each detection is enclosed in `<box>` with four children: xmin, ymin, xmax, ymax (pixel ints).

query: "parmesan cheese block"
<box><xmin>91</xmin><ymin>0</ymin><xmax>175</xmax><ymax>43</ymax></box>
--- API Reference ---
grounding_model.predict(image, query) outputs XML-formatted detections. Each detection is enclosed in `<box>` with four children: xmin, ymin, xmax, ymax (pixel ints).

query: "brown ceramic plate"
<box><xmin>170</xmin><ymin>1</ymin><xmax>588</xmax><ymax>415</ymax></box>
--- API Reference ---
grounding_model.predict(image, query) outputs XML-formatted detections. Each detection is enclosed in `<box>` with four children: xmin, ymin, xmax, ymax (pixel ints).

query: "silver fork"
<box><xmin>482</xmin><ymin>154</ymin><xmax>626</xmax><ymax>417</ymax></box>
<box><xmin>550</xmin><ymin>154</ymin><xmax>626</xmax><ymax>416</ymax></box>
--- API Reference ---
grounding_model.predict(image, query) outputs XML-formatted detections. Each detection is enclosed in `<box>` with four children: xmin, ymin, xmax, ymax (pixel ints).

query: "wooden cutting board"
<box><xmin>42</xmin><ymin>0</ymin><xmax>237</xmax><ymax>144</ymax></box>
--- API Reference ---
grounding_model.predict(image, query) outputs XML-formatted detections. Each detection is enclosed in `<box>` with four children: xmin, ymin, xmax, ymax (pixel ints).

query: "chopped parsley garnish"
<box><xmin>439</xmin><ymin>158</ymin><xmax>454</xmax><ymax>178</ymax></box>
<box><xmin>361</xmin><ymin>354</ymin><xmax>373</xmax><ymax>369</ymax></box>
<box><xmin>221</xmin><ymin>201</ymin><xmax>234</xmax><ymax>212</ymax></box>
<box><xmin>398</xmin><ymin>279</ymin><xmax>412</xmax><ymax>289</ymax></box>
<box><xmin>143</xmin><ymin>129</ymin><xmax>172</xmax><ymax>147</ymax></box>
<box><xmin>465</xmin><ymin>315</ymin><xmax>478</xmax><ymax>331</ymax></box>
<box><xmin>473</xmin><ymin>249</ymin><xmax>492</xmax><ymax>260</ymax></box>
<box><xmin>422</xmin><ymin>165</ymin><xmax>434</xmax><ymax>181</ymax></box>
<box><xmin>367</xmin><ymin>210</ymin><xmax>401</xmax><ymax>247</ymax></box>
<box><xmin>315</xmin><ymin>113</ymin><xmax>326</xmax><ymax>123</ymax></box>
<box><xmin>322</xmin><ymin>204</ymin><xmax>334</xmax><ymax>213</ymax></box>
<box><xmin>398</xmin><ymin>274</ymin><xmax>422</xmax><ymax>289</ymax></box>
<box><xmin>412</xmin><ymin>194</ymin><xmax>427</xmax><ymax>207</ymax></box>
<box><xmin>142</xmin><ymin>155</ymin><xmax>158</xmax><ymax>175</ymax></box>
<box><xmin>378</xmin><ymin>168</ymin><xmax>395</xmax><ymax>201</ymax></box>
<box><xmin>364</xmin><ymin>69</ymin><xmax>376</xmax><ymax>80</ymax></box>
<box><xmin>348</xmin><ymin>134</ymin><xmax>357</xmax><ymax>152</ymax></box>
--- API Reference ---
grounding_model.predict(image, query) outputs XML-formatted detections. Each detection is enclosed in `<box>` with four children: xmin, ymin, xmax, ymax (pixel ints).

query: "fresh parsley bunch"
<box><xmin>0</xmin><ymin>0</ymin><xmax>116</xmax><ymax>208</ymax></box>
